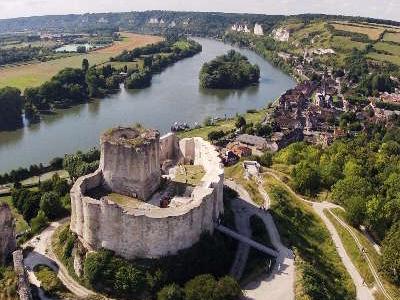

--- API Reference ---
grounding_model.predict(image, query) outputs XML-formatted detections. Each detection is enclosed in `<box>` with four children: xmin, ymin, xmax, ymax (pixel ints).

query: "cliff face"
<box><xmin>0</xmin><ymin>203</ymin><xmax>16</xmax><ymax>265</ymax></box>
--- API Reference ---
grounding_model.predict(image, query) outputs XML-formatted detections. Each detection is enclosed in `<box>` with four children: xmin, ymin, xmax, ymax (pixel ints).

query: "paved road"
<box><xmin>23</xmin><ymin>219</ymin><xmax>95</xmax><ymax>299</ymax></box>
<box><xmin>266</xmin><ymin>171</ymin><xmax>376</xmax><ymax>300</ymax></box>
<box><xmin>225</xmin><ymin>180</ymin><xmax>295</xmax><ymax>300</ymax></box>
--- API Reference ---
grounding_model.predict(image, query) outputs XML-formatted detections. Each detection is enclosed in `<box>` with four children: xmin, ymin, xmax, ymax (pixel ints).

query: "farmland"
<box><xmin>331</xmin><ymin>22</ymin><xmax>385</xmax><ymax>40</ymax></box>
<box><xmin>383</xmin><ymin>32</ymin><xmax>400</xmax><ymax>43</ymax></box>
<box><xmin>0</xmin><ymin>32</ymin><xmax>162</xmax><ymax>91</ymax></box>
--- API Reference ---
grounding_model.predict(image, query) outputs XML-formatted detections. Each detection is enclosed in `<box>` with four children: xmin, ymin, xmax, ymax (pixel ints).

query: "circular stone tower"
<box><xmin>100</xmin><ymin>126</ymin><xmax>161</xmax><ymax>200</ymax></box>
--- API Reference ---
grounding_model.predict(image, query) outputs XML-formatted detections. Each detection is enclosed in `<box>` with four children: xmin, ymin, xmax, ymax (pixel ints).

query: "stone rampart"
<box><xmin>0</xmin><ymin>203</ymin><xmax>16</xmax><ymax>264</ymax></box>
<box><xmin>70</xmin><ymin>134</ymin><xmax>224</xmax><ymax>259</ymax></box>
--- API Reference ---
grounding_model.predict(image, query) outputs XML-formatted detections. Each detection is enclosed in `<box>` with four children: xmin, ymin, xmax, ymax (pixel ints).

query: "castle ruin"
<box><xmin>0</xmin><ymin>203</ymin><xmax>16</xmax><ymax>265</ymax></box>
<box><xmin>70</xmin><ymin>127</ymin><xmax>224</xmax><ymax>260</ymax></box>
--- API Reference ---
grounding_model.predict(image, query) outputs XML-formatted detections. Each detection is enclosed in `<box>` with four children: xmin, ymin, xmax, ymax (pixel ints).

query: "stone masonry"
<box><xmin>70</xmin><ymin>128</ymin><xmax>224</xmax><ymax>260</ymax></box>
<box><xmin>0</xmin><ymin>203</ymin><xmax>16</xmax><ymax>264</ymax></box>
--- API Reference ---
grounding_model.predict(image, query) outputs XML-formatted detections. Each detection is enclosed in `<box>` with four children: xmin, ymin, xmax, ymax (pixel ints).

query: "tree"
<box><xmin>31</xmin><ymin>210</ymin><xmax>48</xmax><ymax>234</ymax></box>
<box><xmin>258</xmin><ymin>152</ymin><xmax>273</xmax><ymax>167</ymax></box>
<box><xmin>40</xmin><ymin>191</ymin><xmax>64</xmax><ymax>220</ymax></box>
<box><xmin>235</xmin><ymin>116</ymin><xmax>246</xmax><ymax>129</ymax></box>
<box><xmin>114</xmin><ymin>265</ymin><xmax>147</xmax><ymax>296</ymax></box>
<box><xmin>214</xmin><ymin>276</ymin><xmax>242</xmax><ymax>300</ymax></box>
<box><xmin>0</xmin><ymin>87</ymin><xmax>23</xmax><ymax>130</ymax></box>
<box><xmin>381</xmin><ymin>221</ymin><xmax>400</xmax><ymax>285</ymax></box>
<box><xmin>208</xmin><ymin>130</ymin><xmax>225</xmax><ymax>142</ymax></box>
<box><xmin>184</xmin><ymin>274</ymin><xmax>217</xmax><ymax>300</ymax></box>
<box><xmin>291</xmin><ymin>161</ymin><xmax>321</xmax><ymax>196</ymax></box>
<box><xmin>82</xmin><ymin>59</ymin><xmax>89</xmax><ymax>72</ymax></box>
<box><xmin>157</xmin><ymin>284</ymin><xmax>185</xmax><ymax>300</ymax></box>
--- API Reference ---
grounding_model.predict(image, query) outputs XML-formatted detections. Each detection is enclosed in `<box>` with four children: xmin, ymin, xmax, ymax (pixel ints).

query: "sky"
<box><xmin>0</xmin><ymin>0</ymin><xmax>399</xmax><ymax>21</ymax></box>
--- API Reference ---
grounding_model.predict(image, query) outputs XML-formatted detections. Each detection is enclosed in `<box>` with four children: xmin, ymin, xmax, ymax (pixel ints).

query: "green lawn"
<box><xmin>174</xmin><ymin>165</ymin><xmax>205</xmax><ymax>186</ymax></box>
<box><xmin>0</xmin><ymin>196</ymin><xmax>30</xmax><ymax>233</ymax></box>
<box><xmin>263</xmin><ymin>173</ymin><xmax>356</xmax><ymax>300</ymax></box>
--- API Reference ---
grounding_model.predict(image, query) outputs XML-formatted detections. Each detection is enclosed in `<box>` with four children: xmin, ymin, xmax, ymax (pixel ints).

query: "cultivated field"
<box><xmin>374</xmin><ymin>41</ymin><xmax>400</xmax><ymax>56</ymax></box>
<box><xmin>331</xmin><ymin>36</ymin><xmax>367</xmax><ymax>52</ymax></box>
<box><xmin>0</xmin><ymin>32</ymin><xmax>162</xmax><ymax>91</ymax></box>
<box><xmin>368</xmin><ymin>52</ymin><xmax>400</xmax><ymax>66</ymax></box>
<box><xmin>331</xmin><ymin>22</ymin><xmax>384</xmax><ymax>40</ymax></box>
<box><xmin>383</xmin><ymin>32</ymin><xmax>400</xmax><ymax>44</ymax></box>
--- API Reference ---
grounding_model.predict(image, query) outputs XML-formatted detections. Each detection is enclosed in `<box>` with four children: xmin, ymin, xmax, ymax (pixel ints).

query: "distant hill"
<box><xmin>1</xmin><ymin>10</ymin><xmax>399</xmax><ymax>36</ymax></box>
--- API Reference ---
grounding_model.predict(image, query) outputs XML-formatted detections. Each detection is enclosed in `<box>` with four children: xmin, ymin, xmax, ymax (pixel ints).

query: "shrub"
<box><xmin>157</xmin><ymin>283</ymin><xmax>185</xmax><ymax>300</ymax></box>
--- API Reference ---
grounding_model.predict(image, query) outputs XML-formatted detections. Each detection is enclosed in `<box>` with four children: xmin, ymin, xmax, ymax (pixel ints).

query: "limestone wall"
<box><xmin>13</xmin><ymin>250</ymin><xmax>32</xmax><ymax>300</ymax></box>
<box><xmin>70</xmin><ymin>136</ymin><xmax>224</xmax><ymax>259</ymax></box>
<box><xmin>0</xmin><ymin>204</ymin><xmax>16</xmax><ymax>264</ymax></box>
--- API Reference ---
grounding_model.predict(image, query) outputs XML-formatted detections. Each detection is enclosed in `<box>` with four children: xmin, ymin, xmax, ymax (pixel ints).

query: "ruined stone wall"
<box><xmin>0</xmin><ymin>204</ymin><xmax>16</xmax><ymax>264</ymax></box>
<box><xmin>13</xmin><ymin>250</ymin><xmax>32</xmax><ymax>300</ymax></box>
<box><xmin>70</xmin><ymin>137</ymin><xmax>224</xmax><ymax>259</ymax></box>
<box><xmin>159</xmin><ymin>133</ymin><xmax>179</xmax><ymax>163</ymax></box>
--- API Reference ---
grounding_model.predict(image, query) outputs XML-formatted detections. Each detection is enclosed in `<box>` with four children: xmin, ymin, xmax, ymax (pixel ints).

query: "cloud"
<box><xmin>0</xmin><ymin>0</ymin><xmax>399</xmax><ymax>21</ymax></box>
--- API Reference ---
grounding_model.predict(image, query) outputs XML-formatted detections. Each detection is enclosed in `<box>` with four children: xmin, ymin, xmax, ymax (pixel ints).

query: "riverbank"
<box><xmin>0</xmin><ymin>37</ymin><xmax>295</xmax><ymax>173</ymax></box>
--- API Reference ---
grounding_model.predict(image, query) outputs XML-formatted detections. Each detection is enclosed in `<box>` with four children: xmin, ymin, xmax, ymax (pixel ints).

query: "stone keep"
<box><xmin>100</xmin><ymin>127</ymin><xmax>161</xmax><ymax>200</ymax></box>
<box><xmin>0</xmin><ymin>203</ymin><xmax>16</xmax><ymax>264</ymax></box>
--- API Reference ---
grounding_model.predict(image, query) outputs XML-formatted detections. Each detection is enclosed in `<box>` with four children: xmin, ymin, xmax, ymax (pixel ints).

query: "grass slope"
<box><xmin>263</xmin><ymin>174</ymin><xmax>356</xmax><ymax>300</ymax></box>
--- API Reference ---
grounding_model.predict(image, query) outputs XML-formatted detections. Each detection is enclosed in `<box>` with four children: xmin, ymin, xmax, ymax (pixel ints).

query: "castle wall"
<box><xmin>0</xmin><ymin>204</ymin><xmax>16</xmax><ymax>264</ymax></box>
<box><xmin>70</xmin><ymin>137</ymin><xmax>224</xmax><ymax>260</ymax></box>
<box><xmin>159</xmin><ymin>133</ymin><xmax>179</xmax><ymax>163</ymax></box>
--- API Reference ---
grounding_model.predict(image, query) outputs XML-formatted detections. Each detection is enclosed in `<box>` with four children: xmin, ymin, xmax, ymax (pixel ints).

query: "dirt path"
<box><xmin>225</xmin><ymin>180</ymin><xmax>295</xmax><ymax>300</ymax></box>
<box><xmin>266</xmin><ymin>171</ymin><xmax>377</xmax><ymax>300</ymax></box>
<box><xmin>23</xmin><ymin>219</ymin><xmax>95</xmax><ymax>298</ymax></box>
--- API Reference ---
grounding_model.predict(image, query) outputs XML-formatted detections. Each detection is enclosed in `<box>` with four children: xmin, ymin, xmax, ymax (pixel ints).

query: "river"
<box><xmin>0</xmin><ymin>37</ymin><xmax>296</xmax><ymax>173</ymax></box>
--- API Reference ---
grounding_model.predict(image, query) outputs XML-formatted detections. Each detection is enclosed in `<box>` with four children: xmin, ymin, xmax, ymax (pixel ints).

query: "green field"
<box><xmin>383</xmin><ymin>32</ymin><xmax>400</xmax><ymax>43</ymax></box>
<box><xmin>177</xmin><ymin>108</ymin><xmax>267</xmax><ymax>140</ymax></box>
<box><xmin>0</xmin><ymin>33</ymin><xmax>162</xmax><ymax>91</ymax></box>
<box><xmin>331</xmin><ymin>36</ymin><xmax>367</xmax><ymax>52</ymax></box>
<box><xmin>374</xmin><ymin>41</ymin><xmax>400</xmax><ymax>56</ymax></box>
<box><xmin>331</xmin><ymin>22</ymin><xmax>384</xmax><ymax>40</ymax></box>
<box><xmin>368</xmin><ymin>52</ymin><xmax>400</xmax><ymax>66</ymax></box>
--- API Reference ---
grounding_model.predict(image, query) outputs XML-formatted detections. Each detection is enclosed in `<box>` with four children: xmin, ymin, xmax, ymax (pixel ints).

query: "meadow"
<box><xmin>0</xmin><ymin>33</ymin><xmax>162</xmax><ymax>91</ymax></box>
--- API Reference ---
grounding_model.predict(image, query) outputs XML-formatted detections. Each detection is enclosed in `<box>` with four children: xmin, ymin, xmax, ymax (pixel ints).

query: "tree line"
<box><xmin>116</xmin><ymin>38</ymin><xmax>202</xmax><ymax>89</ymax></box>
<box><xmin>274</xmin><ymin>125</ymin><xmax>400</xmax><ymax>286</ymax></box>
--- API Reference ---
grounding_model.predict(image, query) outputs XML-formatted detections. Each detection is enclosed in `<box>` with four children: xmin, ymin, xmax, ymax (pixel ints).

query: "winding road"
<box><xmin>225</xmin><ymin>179</ymin><xmax>295</xmax><ymax>300</ymax></box>
<box><xmin>266</xmin><ymin>170</ymin><xmax>389</xmax><ymax>300</ymax></box>
<box><xmin>23</xmin><ymin>219</ymin><xmax>95</xmax><ymax>299</ymax></box>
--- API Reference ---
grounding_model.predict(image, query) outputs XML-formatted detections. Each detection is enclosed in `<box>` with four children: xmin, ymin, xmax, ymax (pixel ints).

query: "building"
<box><xmin>236</xmin><ymin>134</ymin><xmax>269</xmax><ymax>150</ymax></box>
<box><xmin>70</xmin><ymin>127</ymin><xmax>224</xmax><ymax>262</ymax></box>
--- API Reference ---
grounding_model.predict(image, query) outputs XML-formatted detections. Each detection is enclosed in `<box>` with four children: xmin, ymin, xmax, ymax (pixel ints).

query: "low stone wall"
<box><xmin>70</xmin><ymin>136</ymin><xmax>224</xmax><ymax>259</ymax></box>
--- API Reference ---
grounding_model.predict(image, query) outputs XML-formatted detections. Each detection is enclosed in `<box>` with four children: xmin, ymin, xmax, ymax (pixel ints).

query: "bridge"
<box><xmin>216</xmin><ymin>225</ymin><xmax>279</xmax><ymax>257</ymax></box>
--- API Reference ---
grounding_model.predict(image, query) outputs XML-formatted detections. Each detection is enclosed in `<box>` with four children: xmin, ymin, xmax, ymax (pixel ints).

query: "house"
<box><xmin>236</xmin><ymin>134</ymin><xmax>269</xmax><ymax>151</ymax></box>
<box><xmin>228</xmin><ymin>144</ymin><xmax>252</xmax><ymax>157</ymax></box>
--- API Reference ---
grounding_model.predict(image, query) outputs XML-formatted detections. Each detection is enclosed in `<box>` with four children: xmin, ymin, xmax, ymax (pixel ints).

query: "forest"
<box><xmin>274</xmin><ymin>125</ymin><xmax>400</xmax><ymax>285</ymax></box>
<box><xmin>199</xmin><ymin>50</ymin><xmax>260</xmax><ymax>89</ymax></box>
